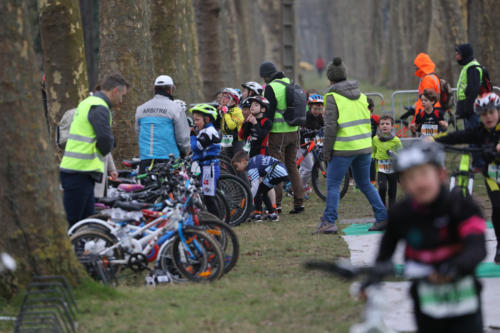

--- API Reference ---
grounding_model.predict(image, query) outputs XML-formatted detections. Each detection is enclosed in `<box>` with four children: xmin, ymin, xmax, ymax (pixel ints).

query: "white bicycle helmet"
<box><xmin>241</xmin><ymin>81</ymin><xmax>263</xmax><ymax>96</ymax></box>
<box><xmin>174</xmin><ymin>99</ymin><xmax>187</xmax><ymax>113</ymax></box>
<box><xmin>394</xmin><ymin>141</ymin><xmax>445</xmax><ymax>173</ymax></box>
<box><xmin>221</xmin><ymin>88</ymin><xmax>241</xmax><ymax>105</ymax></box>
<box><xmin>474</xmin><ymin>92</ymin><xmax>500</xmax><ymax>115</ymax></box>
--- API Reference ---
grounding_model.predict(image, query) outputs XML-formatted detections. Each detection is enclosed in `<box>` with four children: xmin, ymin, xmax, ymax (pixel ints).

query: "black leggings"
<box><xmin>370</xmin><ymin>158</ymin><xmax>376</xmax><ymax>182</ymax></box>
<box><xmin>203</xmin><ymin>195</ymin><xmax>219</xmax><ymax>217</ymax></box>
<box><xmin>377</xmin><ymin>172</ymin><xmax>398</xmax><ymax>208</ymax></box>
<box><xmin>486</xmin><ymin>178</ymin><xmax>500</xmax><ymax>247</ymax></box>
<box><xmin>254</xmin><ymin>183</ymin><xmax>274</xmax><ymax>214</ymax></box>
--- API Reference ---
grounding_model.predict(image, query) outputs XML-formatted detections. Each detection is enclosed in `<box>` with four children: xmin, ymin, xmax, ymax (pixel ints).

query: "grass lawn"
<box><xmin>0</xmin><ymin>193</ymin><xmax>365</xmax><ymax>333</ymax></box>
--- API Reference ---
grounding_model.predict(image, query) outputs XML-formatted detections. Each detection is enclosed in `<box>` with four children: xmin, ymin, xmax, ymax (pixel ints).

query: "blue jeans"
<box><xmin>463</xmin><ymin>114</ymin><xmax>485</xmax><ymax>169</ymax></box>
<box><xmin>322</xmin><ymin>153</ymin><xmax>387</xmax><ymax>224</ymax></box>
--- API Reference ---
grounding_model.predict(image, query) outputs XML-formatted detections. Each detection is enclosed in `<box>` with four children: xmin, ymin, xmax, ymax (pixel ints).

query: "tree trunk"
<box><xmin>150</xmin><ymin>0</ymin><xmax>203</xmax><ymax>103</ymax></box>
<box><xmin>38</xmin><ymin>0</ymin><xmax>89</xmax><ymax>143</ymax></box>
<box><xmin>79</xmin><ymin>0</ymin><xmax>100</xmax><ymax>91</ymax></box>
<box><xmin>0</xmin><ymin>0</ymin><xmax>84</xmax><ymax>299</ymax></box>
<box><xmin>98</xmin><ymin>0</ymin><xmax>155</xmax><ymax>161</ymax></box>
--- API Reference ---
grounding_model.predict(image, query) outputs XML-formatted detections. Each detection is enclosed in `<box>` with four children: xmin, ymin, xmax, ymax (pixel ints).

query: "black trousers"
<box><xmin>377</xmin><ymin>172</ymin><xmax>398</xmax><ymax>208</ymax></box>
<box><xmin>60</xmin><ymin>171</ymin><xmax>96</xmax><ymax>226</ymax></box>
<box><xmin>486</xmin><ymin>178</ymin><xmax>500</xmax><ymax>246</ymax></box>
<box><xmin>370</xmin><ymin>158</ymin><xmax>376</xmax><ymax>182</ymax></box>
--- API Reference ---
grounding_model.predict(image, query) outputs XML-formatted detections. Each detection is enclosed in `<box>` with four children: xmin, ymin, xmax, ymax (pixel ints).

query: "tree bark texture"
<box><xmin>98</xmin><ymin>0</ymin><xmax>155</xmax><ymax>161</ymax></box>
<box><xmin>151</xmin><ymin>0</ymin><xmax>203</xmax><ymax>104</ymax></box>
<box><xmin>0</xmin><ymin>0</ymin><xmax>83</xmax><ymax>299</ymax></box>
<box><xmin>38</xmin><ymin>0</ymin><xmax>89</xmax><ymax>142</ymax></box>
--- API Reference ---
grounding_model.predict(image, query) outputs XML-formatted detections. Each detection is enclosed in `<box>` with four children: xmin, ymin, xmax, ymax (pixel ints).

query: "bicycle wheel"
<box><xmin>215</xmin><ymin>189</ymin><xmax>231</xmax><ymax>223</ymax></box>
<box><xmin>311</xmin><ymin>160</ymin><xmax>350</xmax><ymax>201</ymax></box>
<box><xmin>219</xmin><ymin>155</ymin><xmax>236</xmax><ymax>175</ymax></box>
<box><xmin>156</xmin><ymin>239</ymin><xmax>187</xmax><ymax>283</ymax></box>
<box><xmin>70</xmin><ymin>228</ymin><xmax>123</xmax><ymax>280</ymax></box>
<box><xmin>196</xmin><ymin>217</ymin><xmax>239</xmax><ymax>275</ymax></box>
<box><xmin>217</xmin><ymin>174</ymin><xmax>252</xmax><ymax>226</ymax></box>
<box><xmin>171</xmin><ymin>228</ymin><xmax>224</xmax><ymax>282</ymax></box>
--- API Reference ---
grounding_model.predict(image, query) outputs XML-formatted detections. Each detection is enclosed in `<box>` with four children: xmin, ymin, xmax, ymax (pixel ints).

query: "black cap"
<box><xmin>456</xmin><ymin>43</ymin><xmax>474</xmax><ymax>63</ymax></box>
<box><xmin>259</xmin><ymin>61</ymin><xmax>278</xmax><ymax>78</ymax></box>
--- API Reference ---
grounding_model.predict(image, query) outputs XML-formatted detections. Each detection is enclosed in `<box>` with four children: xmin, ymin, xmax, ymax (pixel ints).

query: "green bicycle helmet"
<box><xmin>189</xmin><ymin>103</ymin><xmax>218</xmax><ymax>121</ymax></box>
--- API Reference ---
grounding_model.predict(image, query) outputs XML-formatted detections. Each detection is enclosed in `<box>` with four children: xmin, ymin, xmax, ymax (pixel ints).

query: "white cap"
<box><xmin>154</xmin><ymin>75</ymin><xmax>174</xmax><ymax>86</ymax></box>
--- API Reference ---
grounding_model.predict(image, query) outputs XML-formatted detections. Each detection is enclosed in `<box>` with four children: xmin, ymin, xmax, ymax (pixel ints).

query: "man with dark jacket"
<box><xmin>313</xmin><ymin>58</ymin><xmax>387</xmax><ymax>234</ymax></box>
<box><xmin>260</xmin><ymin>61</ymin><xmax>305</xmax><ymax>214</ymax></box>
<box><xmin>456</xmin><ymin>43</ymin><xmax>485</xmax><ymax>168</ymax></box>
<box><xmin>60</xmin><ymin>73</ymin><xmax>128</xmax><ymax>225</ymax></box>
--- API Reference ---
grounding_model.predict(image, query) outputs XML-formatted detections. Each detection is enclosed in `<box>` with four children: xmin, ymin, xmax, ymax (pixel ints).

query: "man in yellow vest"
<box><xmin>260</xmin><ymin>61</ymin><xmax>305</xmax><ymax>214</ymax></box>
<box><xmin>456</xmin><ymin>43</ymin><xmax>485</xmax><ymax>169</ymax></box>
<box><xmin>313</xmin><ymin>58</ymin><xmax>387</xmax><ymax>234</ymax></box>
<box><xmin>60</xmin><ymin>73</ymin><xmax>129</xmax><ymax>226</ymax></box>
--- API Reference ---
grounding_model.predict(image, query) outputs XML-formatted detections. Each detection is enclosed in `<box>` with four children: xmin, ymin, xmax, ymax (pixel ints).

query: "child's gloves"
<box><xmin>220</xmin><ymin>106</ymin><xmax>229</xmax><ymax>114</ymax></box>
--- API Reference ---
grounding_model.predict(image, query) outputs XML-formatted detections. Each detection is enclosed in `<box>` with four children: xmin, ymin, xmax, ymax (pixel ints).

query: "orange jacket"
<box><xmin>412</xmin><ymin>53</ymin><xmax>441</xmax><ymax>123</ymax></box>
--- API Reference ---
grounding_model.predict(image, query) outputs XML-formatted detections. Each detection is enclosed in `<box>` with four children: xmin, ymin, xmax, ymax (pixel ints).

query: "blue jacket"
<box><xmin>191</xmin><ymin>123</ymin><xmax>221</xmax><ymax>166</ymax></box>
<box><xmin>135</xmin><ymin>94</ymin><xmax>190</xmax><ymax>160</ymax></box>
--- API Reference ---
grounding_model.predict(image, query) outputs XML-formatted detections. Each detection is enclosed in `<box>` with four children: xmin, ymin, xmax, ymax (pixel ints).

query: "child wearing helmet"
<box><xmin>376</xmin><ymin>142</ymin><xmax>486</xmax><ymax>333</ymax></box>
<box><xmin>239</xmin><ymin>96</ymin><xmax>273</xmax><ymax>157</ymax></box>
<box><xmin>298</xmin><ymin>94</ymin><xmax>325</xmax><ymax>194</ymax></box>
<box><xmin>428</xmin><ymin>91</ymin><xmax>500</xmax><ymax>263</ymax></box>
<box><xmin>219</xmin><ymin>88</ymin><xmax>245</xmax><ymax>158</ymax></box>
<box><xmin>189</xmin><ymin>104</ymin><xmax>221</xmax><ymax>216</ymax></box>
<box><xmin>241</xmin><ymin>81</ymin><xmax>263</xmax><ymax>99</ymax></box>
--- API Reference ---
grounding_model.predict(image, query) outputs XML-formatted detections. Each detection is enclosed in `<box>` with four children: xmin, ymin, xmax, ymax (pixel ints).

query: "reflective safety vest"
<box><xmin>457</xmin><ymin>60</ymin><xmax>482</xmax><ymax>102</ymax></box>
<box><xmin>268</xmin><ymin>77</ymin><xmax>299</xmax><ymax>133</ymax></box>
<box><xmin>60</xmin><ymin>96</ymin><xmax>111</xmax><ymax>174</ymax></box>
<box><xmin>325</xmin><ymin>92</ymin><xmax>372</xmax><ymax>151</ymax></box>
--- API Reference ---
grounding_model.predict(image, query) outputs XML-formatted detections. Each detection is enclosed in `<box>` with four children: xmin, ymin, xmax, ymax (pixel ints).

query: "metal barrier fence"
<box><xmin>364</xmin><ymin>92</ymin><xmax>393</xmax><ymax>118</ymax></box>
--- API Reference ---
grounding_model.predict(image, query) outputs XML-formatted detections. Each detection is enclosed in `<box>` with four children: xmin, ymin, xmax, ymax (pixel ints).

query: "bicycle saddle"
<box><xmin>113</xmin><ymin>201</ymin><xmax>153</xmax><ymax>212</ymax></box>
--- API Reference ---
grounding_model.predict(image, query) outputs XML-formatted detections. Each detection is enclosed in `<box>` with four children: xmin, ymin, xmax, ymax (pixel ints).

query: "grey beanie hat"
<box><xmin>327</xmin><ymin>57</ymin><xmax>347</xmax><ymax>82</ymax></box>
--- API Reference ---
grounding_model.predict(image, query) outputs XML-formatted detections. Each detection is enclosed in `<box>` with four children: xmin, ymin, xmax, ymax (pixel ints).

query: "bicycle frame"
<box><xmin>449</xmin><ymin>153</ymin><xmax>474</xmax><ymax>196</ymax></box>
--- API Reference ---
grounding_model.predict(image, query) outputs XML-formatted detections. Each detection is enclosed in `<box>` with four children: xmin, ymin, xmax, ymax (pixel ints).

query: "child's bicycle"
<box><xmin>291</xmin><ymin>131</ymin><xmax>350</xmax><ymax>201</ymax></box>
<box><xmin>305</xmin><ymin>259</ymin><xmax>399</xmax><ymax>333</ymax></box>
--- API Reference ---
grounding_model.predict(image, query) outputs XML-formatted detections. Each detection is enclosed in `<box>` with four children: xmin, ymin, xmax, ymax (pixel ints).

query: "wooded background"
<box><xmin>0</xmin><ymin>0</ymin><xmax>498</xmax><ymax>297</ymax></box>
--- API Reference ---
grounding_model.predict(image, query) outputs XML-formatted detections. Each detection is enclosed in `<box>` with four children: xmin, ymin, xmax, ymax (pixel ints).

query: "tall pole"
<box><xmin>281</xmin><ymin>0</ymin><xmax>295</xmax><ymax>80</ymax></box>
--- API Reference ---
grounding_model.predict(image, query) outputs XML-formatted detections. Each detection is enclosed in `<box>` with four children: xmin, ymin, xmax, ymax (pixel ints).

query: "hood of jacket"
<box><xmin>327</xmin><ymin>80</ymin><xmax>361</xmax><ymax>100</ymax></box>
<box><xmin>414</xmin><ymin>53</ymin><xmax>436</xmax><ymax>78</ymax></box>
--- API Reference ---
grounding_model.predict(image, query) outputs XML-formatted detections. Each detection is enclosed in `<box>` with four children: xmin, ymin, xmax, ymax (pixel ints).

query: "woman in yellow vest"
<box><xmin>313</xmin><ymin>58</ymin><xmax>387</xmax><ymax>234</ymax></box>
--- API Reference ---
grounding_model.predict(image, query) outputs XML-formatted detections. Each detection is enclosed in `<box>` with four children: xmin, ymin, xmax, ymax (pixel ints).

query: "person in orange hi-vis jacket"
<box><xmin>411</xmin><ymin>53</ymin><xmax>442</xmax><ymax>125</ymax></box>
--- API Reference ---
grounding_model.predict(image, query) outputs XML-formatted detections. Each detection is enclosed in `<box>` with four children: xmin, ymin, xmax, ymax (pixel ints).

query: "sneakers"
<box><xmin>266</xmin><ymin>213</ymin><xmax>280</xmax><ymax>222</ymax></box>
<box><xmin>312</xmin><ymin>219</ymin><xmax>338</xmax><ymax>234</ymax></box>
<box><xmin>250</xmin><ymin>212</ymin><xmax>263</xmax><ymax>223</ymax></box>
<box><xmin>275</xmin><ymin>206</ymin><xmax>282</xmax><ymax>213</ymax></box>
<box><xmin>289</xmin><ymin>206</ymin><xmax>305</xmax><ymax>214</ymax></box>
<box><xmin>368</xmin><ymin>221</ymin><xmax>387</xmax><ymax>231</ymax></box>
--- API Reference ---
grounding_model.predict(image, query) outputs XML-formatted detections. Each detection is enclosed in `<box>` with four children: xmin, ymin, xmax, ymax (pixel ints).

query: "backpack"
<box><xmin>427</xmin><ymin>73</ymin><xmax>455</xmax><ymax>111</ymax></box>
<box><xmin>57</xmin><ymin>108</ymin><xmax>76</xmax><ymax>148</ymax></box>
<box><xmin>471</xmin><ymin>65</ymin><xmax>493</xmax><ymax>95</ymax></box>
<box><xmin>275</xmin><ymin>80</ymin><xmax>307</xmax><ymax>126</ymax></box>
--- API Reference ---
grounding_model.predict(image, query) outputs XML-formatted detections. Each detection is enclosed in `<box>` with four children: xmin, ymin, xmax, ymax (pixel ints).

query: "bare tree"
<box><xmin>0</xmin><ymin>0</ymin><xmax>83</xmax><ymax>299</ymax></box>
<box><xmin>98</xmin><ymin>0</ymin><xmax>155</xmax><ymax>161</ymax></box>
<box><xmin>38</xmin><ymin>0</ymin><xmax>89</xmax><ymax>141</ymax></box>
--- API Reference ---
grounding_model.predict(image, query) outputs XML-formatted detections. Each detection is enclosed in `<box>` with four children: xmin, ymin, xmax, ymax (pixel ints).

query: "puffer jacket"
<box><xmin>191</xmin><ymin>123</ymin><xmax>221</xmax><ymax>166</ymax></box>
<box><xmin>221</xmin><ymin>106</ymin><xmax>244</xmax><ymax>140</ymax></box>
<box><xmin>135</xmin><ymin>94</ymin><xmax>190</xmax><ymax>160</ymax></box>
<box><xmin>412</xmin><ymin>53</ymin><xmax>442</xmax><ymax>122</ymax></box>
<box><xmin>323</xmin><ymin>80</ymin><xmax>372</xmax><ymax>159</ymax></box>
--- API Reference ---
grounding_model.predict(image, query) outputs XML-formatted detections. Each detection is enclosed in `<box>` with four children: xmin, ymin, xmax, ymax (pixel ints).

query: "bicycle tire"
<box><xmin>156</xmin><ymin>240</ymin><xmax>187</xmax><ymax>283</ymax></box>
<box><xmin>196</xmin><ymin>217</ymin><xmax>239</xmax><ymax>275</ymax></box>
<box><xmin>215</xmin><ymin>189</ymin><xmax>231</xmax><ymax>223</ymax></box>
<box><xmin>217</xmin><ymin>174</ymin><xmax>252</xmax><ymax>226</ymax></box>
<box><xmin>70</xmin><ymin>228</ymin><xmax>123</xmax><ymax>280</ymax></box>
<box><xmin>219</xmin><ymin>155</ymin><xmax>237</xmax><ymax>175</ymax></box>
<box><xmin>311</xmin><ymin>160</ymin><xmax>350</xmax><ymax>201</ymax></box>
<box><xmin>171</xmin><ymin>228</ymin><xmax>225</xmax><ymax>282</ymax></box>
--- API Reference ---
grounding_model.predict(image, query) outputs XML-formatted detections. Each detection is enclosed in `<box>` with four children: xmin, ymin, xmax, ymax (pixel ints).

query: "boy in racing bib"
<box><xmin>372</xmin><ymin>114</ymin><xmax>401</xmax><ymax>210</ymax></box>
<box><xmin>410</xmin><ymin>89</ymin><xmax>448</xmax><ymax>137</ymax></box>
<box><xmin>376</xmin><ymin>142</ymin><xmax>486</xmax><ymax>333</ymax></box>
<box><xmin>218</xmin><ymin>88</ymin><xmax>244</xmax><ymax>158</ymax></box>
<box><xmin>189</xmin><ymin>104</ymin><xmax>221</xmax><ymax>216</ymax></box>
<box><xmin>429</xmin><ymin>92</ymin><xmax>500</xmax><ymax>263</ymax></box>
<box><xmin>232</xmin><ymin>152</ymin><xmax>288</xmax><ymax>222</ymax></box>
<box><xmin>238</xmin><ymin>96</ymin><xmax>273</xmax><ymax>157</ymax></box>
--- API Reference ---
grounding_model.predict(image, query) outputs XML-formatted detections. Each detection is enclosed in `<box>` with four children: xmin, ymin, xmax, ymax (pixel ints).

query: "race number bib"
<box><xmin>488</xmin><ymin>164</ymin><xmax>500</xmax><ymax>183</ymax></box>
<box><xmin>421</xmin><ymin>123</ymin><xmax>439</xmax><ymax>136</ymax></box>
<box><xmin>202</xmin><ymin>165</ymin><xmax>216</xmax><ymax>196</ymax></box>
<box><xmin>377</xmin><ymin>159</ymin><xmax>394</xmax><ymax>174</ymax></box>
<box><xmin>221</xmin><ymin>134</ymin><xmax>234</xmax><ymax>147</ymax></box>
<box><xmin>417</xmin><ymin>276</ymin><xmax>479</xmax><ymax>318</ymax></box>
